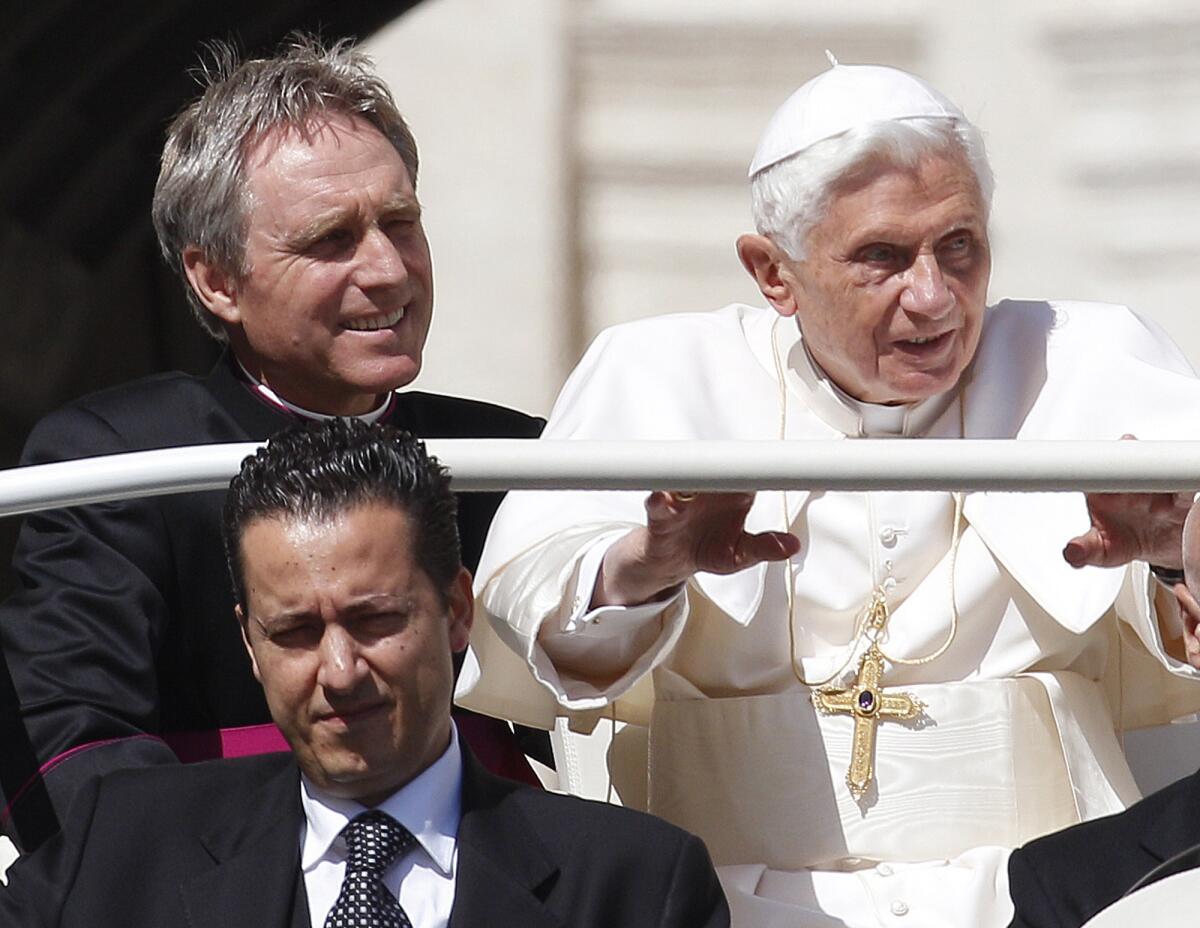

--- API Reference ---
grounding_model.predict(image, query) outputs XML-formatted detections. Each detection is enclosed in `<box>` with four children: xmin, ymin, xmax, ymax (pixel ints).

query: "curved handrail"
<box><xmin>1</xmin><ymin>439</ymin><xmax>1200</xmax><ymax>518</ymax></box>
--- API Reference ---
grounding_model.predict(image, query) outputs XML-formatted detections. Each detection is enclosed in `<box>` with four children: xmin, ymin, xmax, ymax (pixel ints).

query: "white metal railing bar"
<box><xmin>1</xmin><ymin>440</ymin><xmax>1200</xmax><ymax>518</ymax></box>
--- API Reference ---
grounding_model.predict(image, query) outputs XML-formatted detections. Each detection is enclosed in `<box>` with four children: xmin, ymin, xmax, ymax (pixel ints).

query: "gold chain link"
<box><xmin>770</xmin><ymin>316</ymin><xmax>963</xmax><ymax>686</ymax></box>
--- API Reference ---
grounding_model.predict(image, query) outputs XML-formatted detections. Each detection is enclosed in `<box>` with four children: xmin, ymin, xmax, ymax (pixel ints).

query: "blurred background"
<box><xmin>9</xmin><ymin>0</ymin><xmax>1200</xmax><ymax>438</ymax></box>
<box><xmin>374</xmin><ymin>0</ymin><xmax>1200</xmax><ymax>412</ymax></box>
<box><xmin>4</xmin><ymin>0</ymin><xmax>1200</xmax><ymax>791</ymax></box>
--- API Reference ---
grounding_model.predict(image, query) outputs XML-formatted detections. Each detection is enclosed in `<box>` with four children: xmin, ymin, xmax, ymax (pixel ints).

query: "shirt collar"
<box><xmin>775</xmin><ymin>317</ymin><xmax>957</xmax><ymax>438</ymax></box>
<box><xmin>299</xmin><ymin>725</ymin><xmax>463</xmax><ymax>877</ymax></box>
<box><xmin>233</xmin><ymin>357</ymin><xmax>394</xmax><ymax>424</ymax></box>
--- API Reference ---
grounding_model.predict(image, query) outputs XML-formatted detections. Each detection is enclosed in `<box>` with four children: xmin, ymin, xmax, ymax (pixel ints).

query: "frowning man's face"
<box><xmin>237</xmin><ymin>503</ymin><xmax>471</xmax><ymax>805</ymax></box>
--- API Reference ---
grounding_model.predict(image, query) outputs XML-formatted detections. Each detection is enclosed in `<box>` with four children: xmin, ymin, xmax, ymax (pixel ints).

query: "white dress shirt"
<box><xmin>300</xmin><ymin>727</ymin><xmax>463</xmax><ymax>928</ymax></box>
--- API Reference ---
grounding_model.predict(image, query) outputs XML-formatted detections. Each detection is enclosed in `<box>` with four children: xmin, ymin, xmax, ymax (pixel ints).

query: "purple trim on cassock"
<box><xmin>161</xmin><ymin>723</ymin><xmax>291</xmax><ymax>763</ymax></box>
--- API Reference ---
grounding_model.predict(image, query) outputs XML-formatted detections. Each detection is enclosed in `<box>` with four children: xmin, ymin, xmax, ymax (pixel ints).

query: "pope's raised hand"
<box><xmin>593</xmin><ymin>491</ymin><xmax>801</xmax><ymax>607</ymax></box>
<box><xmin>1063</xmin><ymin>490</ymin><xmax>1192</xmax><ymax>570</ymax></box>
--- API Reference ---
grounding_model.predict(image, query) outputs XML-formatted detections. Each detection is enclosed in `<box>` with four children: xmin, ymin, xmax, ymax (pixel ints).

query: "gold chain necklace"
<box><xmin>769</xmin><ymin>315</ymin><xmax>965</xmax><ymax>688</ymax></box>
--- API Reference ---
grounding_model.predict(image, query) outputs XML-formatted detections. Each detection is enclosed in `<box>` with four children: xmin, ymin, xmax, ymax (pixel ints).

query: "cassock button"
<box><xmin>879</xmin><ymin>527</ymin><xmax>898</xmax><ymax>547</ymax></box>
<box><xmin>875</xmin><ymin>863</ymin><xmax>893</xmax><ymax>877</ymax></box>
<box><xmin>890</xmin><ymin>900</ymin><xmax>909</xmax><ymax>917</ymax></box>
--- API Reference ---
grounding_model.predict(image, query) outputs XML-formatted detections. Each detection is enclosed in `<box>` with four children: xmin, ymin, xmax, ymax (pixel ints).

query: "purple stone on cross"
<box><xmin>858</xmin><ymin>690</ymin><xmax>876</xmax><ymax>712</ymax></box>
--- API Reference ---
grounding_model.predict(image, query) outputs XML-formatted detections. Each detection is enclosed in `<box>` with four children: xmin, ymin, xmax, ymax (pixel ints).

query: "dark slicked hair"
<box><xmin>223</xmin><ymin>419</ymin><xmax>460</xmax><ymax>608</ymax></box>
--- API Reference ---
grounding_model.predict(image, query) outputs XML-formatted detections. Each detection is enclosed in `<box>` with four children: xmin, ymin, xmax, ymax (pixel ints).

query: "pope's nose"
<box><xmin>898</xmin><ymin>254</ymin><xmax>954</xmax><ymax>319</ymax></box>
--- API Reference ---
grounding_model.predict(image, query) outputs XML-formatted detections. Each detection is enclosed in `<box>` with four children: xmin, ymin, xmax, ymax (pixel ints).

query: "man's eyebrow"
<box><xmin>251</xmin><ymin>593</ymin><xmax>410</xmax><ymax>626</ymax></box>
<box><xmin>287</xmin><ymin>196</ymin><xmax>421</xmax><ymax>249</ymax></box>
<box><xmin>378</xmin><ymin>194</ymin><xmax>422</xmax><ymax>216</ymax></box>
<box><xmin>252</xmin><ymin>609</ymin><xmax>314</xmax><ymax>634</ymax></box>
<box><xmin>342</xmin><ymin>592</ymin><xmax>412</xmax><ymax>614</ymax></box>
<box><xmin>286</xmin><ymin>207</ymin><xmax>359</xmax><ymax>248</ymax></box>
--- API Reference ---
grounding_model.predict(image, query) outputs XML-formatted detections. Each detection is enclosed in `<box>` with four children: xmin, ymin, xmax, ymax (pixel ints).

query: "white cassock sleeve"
<box><xmin>477</xmin><ymin>524</ymin><xmax>689</xmax><ymax>711</ymax></box>
<box><xmin>1111</xmin><ymin>561</ymin><xmax>1200</xmax><ymax>728</ymax></box>
<box><xmin>459</xmin><ymin>308</ymin><xmax>783</xmax><ymax>726</ymax></box>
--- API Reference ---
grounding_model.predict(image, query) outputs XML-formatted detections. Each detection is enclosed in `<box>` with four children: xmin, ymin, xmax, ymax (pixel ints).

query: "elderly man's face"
<box><xmin>763</xmin><ymin>149</ymin><xmax>990</xmax><ymax>404</ymax></box>
<box><xmin>237</xmin><ymin>504</ymin><xmax>472</xmax><ymax>805</ymax></box>
<box><xmin>187</xmin><ymin>114</ymin><xmax>434</xmax><ymax>416</ymax></box>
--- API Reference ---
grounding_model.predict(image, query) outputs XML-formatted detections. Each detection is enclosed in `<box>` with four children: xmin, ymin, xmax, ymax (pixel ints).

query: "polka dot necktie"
<box><xmin>324</xmin><ymin>810</ymin><xmax>417</xmax><ymax>928</ymax></box>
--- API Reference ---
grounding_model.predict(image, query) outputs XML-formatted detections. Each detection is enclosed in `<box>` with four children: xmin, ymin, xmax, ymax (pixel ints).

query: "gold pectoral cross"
<box><xmin>812</xmin><ymin>643</ymin><xmax>924</xmax><ymax>799</ymax></box>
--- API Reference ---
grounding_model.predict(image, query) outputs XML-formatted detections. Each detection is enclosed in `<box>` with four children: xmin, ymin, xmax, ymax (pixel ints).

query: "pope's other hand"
<box><xmin>1063</xmin><ymin>489</ymin><xmax>1191</xmax><ymax>570</ymax></box>
<box><xmin>1064</xmin><ymin>436</ymin><xmax>1191</xmax><ymax>571</ymax></box>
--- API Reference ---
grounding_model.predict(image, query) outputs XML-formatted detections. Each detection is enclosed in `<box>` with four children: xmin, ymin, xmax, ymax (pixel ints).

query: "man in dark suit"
<box><xmin>0</xmin><ymin>34</ymin><xmax>542</xmax><ymax>853</ymax></box>
<box><xmin>1008</xmin><ymin>500</ymin><xmax>1200</xmax><ymax>927</ymax></box>
<box><xmin>0</xmin><ymin>420</ymin><xmax>729</xmax><ymax>927</ymax></box>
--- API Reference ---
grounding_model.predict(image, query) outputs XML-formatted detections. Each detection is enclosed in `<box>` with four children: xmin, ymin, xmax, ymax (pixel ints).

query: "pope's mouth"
<box><xmin>893</xmin><ymin>329</ymin><xmax>955</xmax><ymax>355</ymax></box>
<box><xmin>342</xmin><ymin>305</ymin><xmax>405</xmax><ymax>332</ymax></box>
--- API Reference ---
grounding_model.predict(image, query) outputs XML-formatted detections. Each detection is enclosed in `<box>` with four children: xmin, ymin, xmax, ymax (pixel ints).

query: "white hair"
<box><xmin>749</xmin><ymin>117</ymin><xmax>994</xmax><ymax>260</ymax></box>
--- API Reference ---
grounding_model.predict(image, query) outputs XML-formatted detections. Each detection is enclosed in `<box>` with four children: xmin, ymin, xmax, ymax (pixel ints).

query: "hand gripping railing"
<box><xmin>2</xmin><ymin>439</ymin><xmax>1200</xmax><ymax>517</ymax></box>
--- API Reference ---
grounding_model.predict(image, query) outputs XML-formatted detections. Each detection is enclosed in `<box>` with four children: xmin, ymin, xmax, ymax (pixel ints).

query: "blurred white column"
<box><xmin>366</xmin><ymin>0</ymin><xmax>572</xmax><ymax>417</ymax></box>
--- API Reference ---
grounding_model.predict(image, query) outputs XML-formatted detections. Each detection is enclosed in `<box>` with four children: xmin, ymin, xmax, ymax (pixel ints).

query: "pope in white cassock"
<box><xmin>457</xmin><ymin>61</ymin><xmax>1200</xmax><ymax>927</ymax></box>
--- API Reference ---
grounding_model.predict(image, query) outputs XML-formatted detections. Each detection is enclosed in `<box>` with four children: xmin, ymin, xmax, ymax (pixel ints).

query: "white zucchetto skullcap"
<box><xmin>748</xmin><ymin>56</ymin><xmax>966</xmax><ymax>177</ymax></box>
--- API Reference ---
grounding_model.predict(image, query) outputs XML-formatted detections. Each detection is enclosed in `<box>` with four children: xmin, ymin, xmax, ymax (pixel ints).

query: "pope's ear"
<box><xmin>183</xmin><ymin>246</ymin><xmax>242</xmax><ymax>326</ymax></box>
<box><xmin>736</xmin><ymin>233</ymin><xmax>799</xmax><ymax>318</ymax></box>
<box><xmin>1173</xmin><ymin>582</ymin><xmax>1200</xmax><ymax>669</ymax></box>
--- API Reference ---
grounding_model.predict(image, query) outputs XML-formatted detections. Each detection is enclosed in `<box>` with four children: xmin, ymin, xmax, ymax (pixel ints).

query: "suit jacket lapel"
<box><xmin>449</xmin><ymin>751</ymin><xmax>565</xmax><ymax>928</ymax></box>
<box><xmin>180</xmin><ymin>757</ymin><xmax>309</xmax><ymax>928</ymax></box>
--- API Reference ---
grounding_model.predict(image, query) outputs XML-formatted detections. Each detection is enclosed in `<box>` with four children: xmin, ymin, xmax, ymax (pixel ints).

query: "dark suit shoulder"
<box><xmin>0</xmin><ymin>753</ymin><xmax>301</xmax><ymax>927</ymax></box>
<box><xmin>58</xmin><ymin>754</ymin><xmax>298</xmax><ymax>859</ymax></box>
<box><xmin>394</xmin><ymin>390</ymin><xmax>543</xmax><ymax>439</ymax></box>
<box><xmin>514</xmin><ymin>783</ymin><xmax>693</xmax><ymax>842</ymax></box>
<box><xmin>21</xmin><ymin>369</ymin><xmax>227</xmax><ymax>461</ymax></box>
<box><xmin>465</xmin><ymin>758</ymin><xmax>698</xmax><ymax>851</ymax></box>
<box><xmin>1019</xmin><ymin>768</ymin><xmax>1200</xmax><ymax>863</ymax></box>
<box><xmin>456</xmin><ymin>775</ymin><xmax>727</xmax><ymax>928</ymax></box>
<box><xmin>1009</xmin><ymin>769</ymin><xmax>1200</xmax><ymax>928</ymax></box>
<box><xmin>81</xmin><ymin>752</ymin><xmax>294</xmax><ymax>808</ymax></box>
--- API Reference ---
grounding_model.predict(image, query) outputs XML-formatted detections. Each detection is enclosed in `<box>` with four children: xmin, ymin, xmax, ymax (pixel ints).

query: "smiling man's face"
<box><xmin>779</xmin><ymin>148</ymin><xmax>990</xmax><ymax>404</ymax></box>
<box><xmin>237</xmin><ymin>503</ymin><xmax>471</xmax><ymax>804</ymax></box>
<box><xmin>189</xmin><ymin>113</ymin><xmax>434</xmax><ymax>416</ymax></box>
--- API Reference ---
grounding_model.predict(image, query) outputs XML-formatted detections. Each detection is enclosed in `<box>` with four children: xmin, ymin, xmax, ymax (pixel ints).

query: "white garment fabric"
<box><xmin>301</xmin><ymin>727</ymin><xmax>462</xmax><ymax>928</ymax></box>
<box><xmin>0</xmin><ymin>836</ymin><xmax>16</xmax><ymax>885</ymax></box>
<box><xmin>459</xmin><ymin>301</ymin><xmax>1200</xmax><ymax>928</ymax></box>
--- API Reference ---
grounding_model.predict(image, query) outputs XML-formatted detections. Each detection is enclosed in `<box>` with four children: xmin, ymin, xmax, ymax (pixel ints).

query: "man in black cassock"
<box><xmin>0</xmin><ymin>34</ymin><xmax>542</xmax><ymax>852</ymax></box>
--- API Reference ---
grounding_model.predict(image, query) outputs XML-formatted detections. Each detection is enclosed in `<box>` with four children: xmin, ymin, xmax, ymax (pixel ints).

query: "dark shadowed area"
<box><xmin>0</xmin><ymin>1</ymin><xmax>423</xmax><ymax>594</ymax></box>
